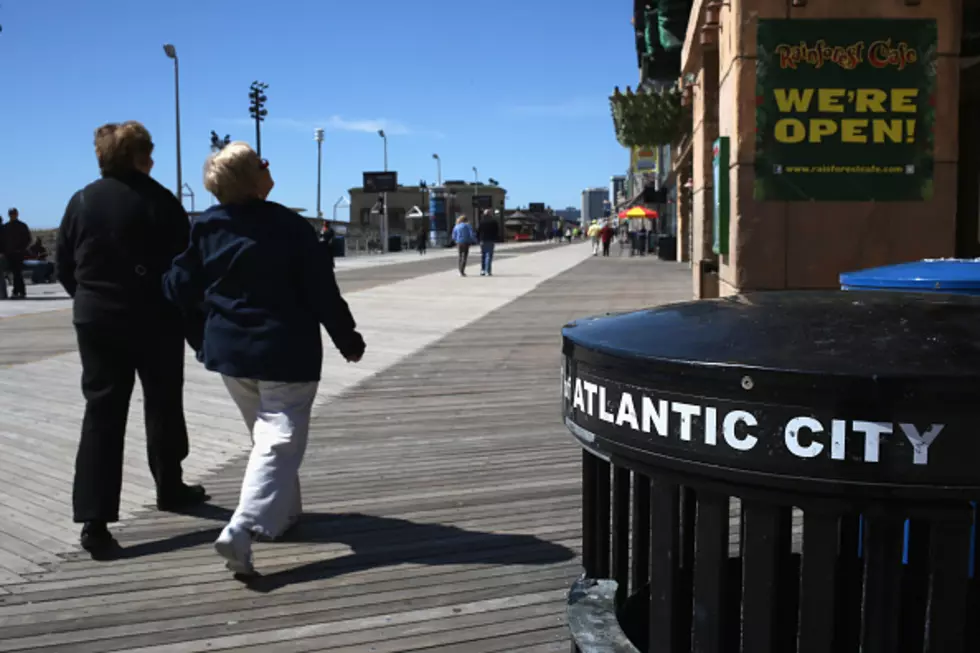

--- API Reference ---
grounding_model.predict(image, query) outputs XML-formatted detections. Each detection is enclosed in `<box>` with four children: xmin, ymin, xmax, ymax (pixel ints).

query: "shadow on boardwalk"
<box><xmin>113</xmin><ymin>504</ymin><xmax>575</xmax><ymax>594</ymax></box>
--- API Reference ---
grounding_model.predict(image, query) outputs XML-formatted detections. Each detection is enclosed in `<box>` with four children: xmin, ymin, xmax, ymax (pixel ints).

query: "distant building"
<box><xmin>348</xmin><ymin>181</ymin><xmax>506</xmax><ymax>238</ymax></box>
<box><xmin>581</xmin><ymin>187</ymin><xmax>608</xmax><ymax>226</ymax></box>
<box><xmin>610</xmin><ymin>176</ymin><xmax>627</xmax><ymax>208</ymax></box>
<box><xmin>555</xmin><ymin>206</ymin><xmax>581</xmax><ymax>224</ymax></box>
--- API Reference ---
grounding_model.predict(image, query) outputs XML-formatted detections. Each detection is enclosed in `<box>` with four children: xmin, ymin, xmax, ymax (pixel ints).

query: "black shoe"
<box><xmin>156</xmin><ymin>483</ymin><xmax>209</xmax><ymax>512</ymax></box>
<box><xmin>80</xmin><ymin>522</ymin><xmax>119</xmax><ymax>560</ymax></box>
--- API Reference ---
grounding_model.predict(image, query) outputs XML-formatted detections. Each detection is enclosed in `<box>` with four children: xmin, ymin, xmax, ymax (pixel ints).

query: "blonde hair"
<box><xmin>456</xmin><ymin>215</ymin><xmax>468</xmax><ymax>224</ymax></box>
<box><xmin>95</xmin><ymin>121</ymin><xmax>154</xmax><ymax>175</ymax></box>
<box><xmin>203</xmin><ymin>141</ymin><xmax>264</xmax><ymax>204</ymax></box>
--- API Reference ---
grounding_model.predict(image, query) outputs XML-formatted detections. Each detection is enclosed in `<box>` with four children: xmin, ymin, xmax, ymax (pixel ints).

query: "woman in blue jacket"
<box><xmin>163</xmin><ymin>142</ymin><xmax>365</xmax><ymax>575</ymax></box>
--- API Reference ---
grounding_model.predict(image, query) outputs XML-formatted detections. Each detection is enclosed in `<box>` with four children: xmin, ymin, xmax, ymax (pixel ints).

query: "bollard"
<box><xmin>562</xmin><ymin>290</ymin><xmax>980</xmax><ymax>653</ymax></box>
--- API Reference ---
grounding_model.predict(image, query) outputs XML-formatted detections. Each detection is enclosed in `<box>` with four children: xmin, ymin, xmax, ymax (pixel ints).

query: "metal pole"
<box><xmin>255</xmin><ymin>112</ymin><xmax>261</xmax><ymax>158</ymax></box>
<box><xmin>315</xmin><ymin>129</ymin><xmax>324</xmax><ymax>218</ymax></box>
<box><xmin>473</xmin><ymin>167</ymin><xmax>479</xmax><ymax>226</ymax></box>
<box><xmin>173</xmin><ymin>57</ymin><xmax>182</xmax><ymax>201</ymax></box>
<box><xmin>380</xmin><ymin>132</ymin><xmax>388</xmax><ymax>253</ymax></box>
<box><xmin>316</xmin><ymin>139</ymin><xmax>322</xmax><ymax>218</ymax></box>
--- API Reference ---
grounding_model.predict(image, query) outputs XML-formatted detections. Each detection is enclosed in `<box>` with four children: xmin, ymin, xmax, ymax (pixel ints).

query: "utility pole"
<box><xmin>315</xmin><ymin>128</ymin><xmax>324</xmax><ymax>218</ymax></box>
<box><xmin>162</xmin><ymin>44</ymin><xmax>182</xmax><ymax>201</ymax></box>
<box><xmin>378</xmin><ymin>129</ymin><xmax>388</xmax><ymax>253</ymax></box>
<box><xmin>472</xmin><ymin>166</ymin><xmax>480</xmax><ymax>226</ymax></box>
<box><xmin>249</xmin><ymin>81</ymin><xmax>268</xmax><ymax>157</ymax></box>
<box><xmin>432</xmin><ymin>153</ymin><xmax>442</xmax><ymax>186</ymax></box>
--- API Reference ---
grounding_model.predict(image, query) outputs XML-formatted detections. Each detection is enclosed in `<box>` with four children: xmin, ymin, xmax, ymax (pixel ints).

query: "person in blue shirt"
<box><xmin>451</xmin><ymin>215</ymin><xmax>477</xmax><ymax>277</ymax></box>
<box><xmin>162</xmin><ymin>141</ymin><xmax>365</xmax><ymax>576</ymax></box>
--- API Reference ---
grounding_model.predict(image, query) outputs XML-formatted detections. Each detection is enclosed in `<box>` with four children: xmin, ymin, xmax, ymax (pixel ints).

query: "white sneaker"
<box><xmin>214</xmin><ymin>524</ymin><xmax>255</xmax><ymax>576</ymax></box>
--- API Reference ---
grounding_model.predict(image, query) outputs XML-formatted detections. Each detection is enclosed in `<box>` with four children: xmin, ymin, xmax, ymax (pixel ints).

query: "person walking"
<box><xmin>5</xmin><ymin>208</ymin><xmax>32</xmax><ymax>299</ymax></box>
<box><xmin>55</xmin><ymin>121</ymin><xmax>207</xmax><ymax>557</ymax></box>
<box><xmin>319</xmin><ymin>222</ymin><xmax>336</xmax><ymax>270</ymax></box>
<box><xmin>0</xmin><ymin>215</ymin><xmax>7</xmax><ymax>299</ymax></box>
<box><xmin>600</xmin><ymin>221</ymin><xmax>614</xmax><ymax>257</ymax></box>
<box><xmin>416</xmin><ymin>230</ymin><xmax>427</xmax><ymax>255</ymax></box>
<box><xmin>587</xmin><ymin>219</ymin><xmax>601</xmax><ymax>256</ymax></box>
<box><xmin>452</xmin><ymin>215</ymin><xmax>477</xmax><ymax>277</ymax></box>
<box><xmin>163</xmin><ymin>142</ymin><xmax>365</xmax><ymax>575</ymax></box>
<box><xmin>476</xmin><ymin>209</ymin><xmax>499</xmax><ymax>276</ymax></box>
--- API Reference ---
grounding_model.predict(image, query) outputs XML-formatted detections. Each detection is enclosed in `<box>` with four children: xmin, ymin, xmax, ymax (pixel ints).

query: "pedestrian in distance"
<box><xmin>600</xmin><ymin>221</ymin><xmax>614</xmax><ymax>257</ymax></box>
<box><xmin>5</xmin><ymin>208</ymin><xmax>32</xmax><ymax>299</ymax></box>
<box><xmin>56</xmin><ymin>120</ymin><xmax>208</xmax><ymax>558</ymax></box>
<box><xmin>319</xmin><ymin>221</ymin><xmax>336</xmax><ymax>270</ymax></box>
<box><xmin>452</xmin><ymin>215</ymin><xmax>477</xmax><ymax>277</ymax></box>
<box><xmin>163</xmin><ymin>142</ymin><xmax>365</xmax><ymax>576</ymax></box>
<box><xmin>0</xmin><ymin>215</ymin><xmax>7</xmax><ymax>299</ymax></box>
<box><xmin>416</xmin><ymin>230</ymin><xmax>427</xmax><ymax>255</ymax></box>
<box><xmin>587</xmin><ymin>219</ymin><xmax>600</xmax><ymax>256</ymax></box>
<box><xmin>476</xmin><ymin>209</ymin><xmax>499</xmax><ymax>276</ymax></box>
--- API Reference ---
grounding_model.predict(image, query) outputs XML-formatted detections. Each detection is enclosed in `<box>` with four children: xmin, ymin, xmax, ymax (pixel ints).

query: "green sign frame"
<box><xmin>713</xmin><ymin>137</ymin><xmax>730</xmax><ymax>255</ymax></box>
<box><xmin>754</xmin><ymin>19</ymin><xmax>938</xmax><ymax>202</ymax></box>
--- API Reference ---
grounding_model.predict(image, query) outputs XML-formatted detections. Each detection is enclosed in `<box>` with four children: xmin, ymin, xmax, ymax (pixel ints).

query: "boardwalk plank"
<box><xmin>0</xmin><ymin>249</ymin><xmax>692</xmax><ymax>651</ymax></box>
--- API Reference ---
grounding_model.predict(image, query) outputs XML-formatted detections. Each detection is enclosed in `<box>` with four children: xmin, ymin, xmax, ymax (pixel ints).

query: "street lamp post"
<box><xmin>432</xmin><ymin>153</ymin><xmax>442</xmax><ymax>186</ymax></box>
<box><xmin>249</xmin><ymin>81</ymin><xmax>269</xmax><ymax>157</ymax></box>
<box><xmin>162</xmin><ymin>44</ymin><xmax>182</xmax><ymax>202</ymax></box>
<box><xmin>488</xmin><ymin>178</ymin><xmax>501</xmax><ymax>240</ymax></box>
<box><xmin>472</xmin><ymin>166</ymin><xmax>480</xmax><ymax>225</ymax></box>
<box><xmin>314</xmin><ymin>128</ymin><xmax>324</xmax><ymax>218</ymax></box>
<box><xmin>378</xmin><ymin>129</ymin><xmax>388</xmax><ymax>253</ymax></box>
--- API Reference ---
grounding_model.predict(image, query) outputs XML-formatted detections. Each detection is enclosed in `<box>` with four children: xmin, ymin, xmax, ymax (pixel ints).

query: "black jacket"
<box><xmin>477</xmin><ymin>219</ymin><xmax>500</xmax><ymax>243</ymax></box>
<box><xmin>162</xmin><ymin>200</ymin><xmax>364</xmax><ymax>383</ymax></box>
<box><xmin>56</xmin><ymin>171</ymin><xmax>190</xmax><ymax>325</ymax></box>
<box><xmin>4</xmin><ymin>220</ymin><xmax>31</xmax><ymax>258</ymax></box>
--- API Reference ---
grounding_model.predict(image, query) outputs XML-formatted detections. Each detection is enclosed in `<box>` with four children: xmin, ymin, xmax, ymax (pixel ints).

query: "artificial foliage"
<box><xmin>610</xmin><ymin>85</ymin><xmax>687</xmax><ymax>148</ymax></box>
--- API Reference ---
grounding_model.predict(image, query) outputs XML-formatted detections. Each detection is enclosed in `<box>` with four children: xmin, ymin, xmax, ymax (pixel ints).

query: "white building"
<box><xmin>581</xmin><ymin>187</ymin><xmax>608</xmax><ymax>227</ymax></box>
<box><xmin>610</xmin><ymin>176</ymin><xmax>627</xmax><ymax>208</ymax></box>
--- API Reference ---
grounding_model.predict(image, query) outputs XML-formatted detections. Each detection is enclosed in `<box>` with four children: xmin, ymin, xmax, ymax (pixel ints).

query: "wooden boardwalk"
<box><xmin>0</xmin><ymin>246</ymin><xmax>691</xmax><ymax>652</ymax></box>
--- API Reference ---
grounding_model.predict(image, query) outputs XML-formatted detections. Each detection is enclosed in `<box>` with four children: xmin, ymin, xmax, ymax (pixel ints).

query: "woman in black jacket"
<box><xmin>56</xmin><ymin>121</ymin><xmax>207</xmax><ymax>557</ymax></box>
<box><xmin>163</xmin><ymin>142</ymin><xmax>365</xmax><ymax>576</ymax></box>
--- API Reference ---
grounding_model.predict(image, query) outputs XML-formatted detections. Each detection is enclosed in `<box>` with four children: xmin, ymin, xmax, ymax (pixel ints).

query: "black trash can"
<box><xmin>387</xmin><ymin>235</ymin><xmax>402</xmax><ymax>253</ymax></box>
<box><xmin>841</xmin><ymin>259</ymin><xmax>980</xmax><ymax>573</ymax></box>
<box><xmin>562</xmin><ymin>291</ymin><xmax>980</xmax><ymax>653</ymax></box>
<box><xmin>332</xmin><ymin>235</ymin><xmax>346</xmax><ymax>258</ymax></box>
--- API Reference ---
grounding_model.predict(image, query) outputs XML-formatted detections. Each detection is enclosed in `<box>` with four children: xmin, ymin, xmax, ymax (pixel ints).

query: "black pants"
<box><xmin>73</xmin><ymin>321</ymin><xmax>189</xmax><ymax>523</ymax></box>
<box><xmin>458</xmin><ymin>244</ymin><xmax>470</xmax><ymax>275</ymax></box>
<box><xmin>8</xmin><ymin>258</ymin><xmax>25</xmax><ymax>297</ymax></box>
<box><xmin>602</xmin><ymin>240</ymin><xmax>611</xmax><ymax>256</ymax></box>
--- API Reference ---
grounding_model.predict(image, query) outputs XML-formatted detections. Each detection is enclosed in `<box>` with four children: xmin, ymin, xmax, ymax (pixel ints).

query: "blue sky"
<box><xmin>0</xmin><ymin>0</ymin><xmax>637</xmax><ymax>228</ymax></box>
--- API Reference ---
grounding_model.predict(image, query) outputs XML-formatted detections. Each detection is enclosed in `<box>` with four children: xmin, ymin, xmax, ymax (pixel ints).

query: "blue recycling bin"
<box><xmin>841</xmin><ymin>259</ymin><xmax>980</xmax><ymax>296</ymax></box>
<box><xmin>841</xmin><ymin>258</ymin><xmax>980</xmax><ymax>577</ymax></box>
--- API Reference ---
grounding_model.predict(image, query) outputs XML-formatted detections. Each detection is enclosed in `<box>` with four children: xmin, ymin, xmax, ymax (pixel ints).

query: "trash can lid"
<box><xmin>840</xmin><ymin>259</ymin><xmax>980</xmax><ymax>292</ymax></box>
<box><xmin>562</xmin><ymin>290</ymin><xmax>980</xmax><ymax>380</ymax></box>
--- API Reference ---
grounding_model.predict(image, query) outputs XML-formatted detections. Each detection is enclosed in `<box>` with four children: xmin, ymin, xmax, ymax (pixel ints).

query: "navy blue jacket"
<box><xmin>162</xmin><ymin>200</ymin><xmax>364</xmax><ymax>383</ymax></box>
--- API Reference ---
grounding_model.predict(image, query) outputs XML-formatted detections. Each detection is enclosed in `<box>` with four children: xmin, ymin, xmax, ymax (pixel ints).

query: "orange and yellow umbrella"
<box><xmin>621</xmin><ymin>206</ymin><xmax>658</xmax><ymax>219</ymax></box>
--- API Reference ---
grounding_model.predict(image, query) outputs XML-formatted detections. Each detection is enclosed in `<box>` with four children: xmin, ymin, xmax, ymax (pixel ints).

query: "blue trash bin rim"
<box><xmin>840</xmin><ymin>259</ymin><xmax>980</xmax><ymax>291</ymax></box>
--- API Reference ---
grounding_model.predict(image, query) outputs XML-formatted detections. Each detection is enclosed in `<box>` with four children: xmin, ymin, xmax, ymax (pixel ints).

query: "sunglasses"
<box><xmin>259</xmin><ymin>158</ymin><xmax>270</xmax><ymax>170</ymax></box>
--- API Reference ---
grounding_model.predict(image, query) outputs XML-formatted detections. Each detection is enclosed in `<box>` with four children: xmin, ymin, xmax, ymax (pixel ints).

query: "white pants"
<box><xmin>222</xmin><ymin>376</ymin><xmax>319</xmax><ymax>539</ymax></box>
<box><xmin>592</xmin><ymin>238</ymin><xmax>600</xmax><ymax>255</ymax></box>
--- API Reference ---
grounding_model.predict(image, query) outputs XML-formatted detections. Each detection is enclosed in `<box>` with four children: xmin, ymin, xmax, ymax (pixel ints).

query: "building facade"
<box><xmin>348</xmin><ymin>182</ymin><xmax>506</xmax><ymax>241</ymax></box>
<box><xmin>675</xmin><ymin>0</ymin><xmax>974</xmax><ymax>299</ymax></box>
<box><xmin>610</xmin><ymin>176</ymin><xmax>628</xmax><ymax>209</ymax></box>
<box><xmin>581</xmin><ymin>187</ymin><xmax>609</xmax><ymax>226</ymax></box>
<box><xmin>555</xmin><ymin>206</ymin><xmax>582</xmax><ymax>224</ymax></box>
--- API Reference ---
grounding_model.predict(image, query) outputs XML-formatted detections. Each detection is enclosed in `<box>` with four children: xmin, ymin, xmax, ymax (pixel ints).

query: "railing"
<box><xmin>561</xmin><ymin>290</ymin><xmax>980</xmax><ymax>653</ymax></box>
